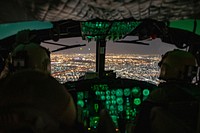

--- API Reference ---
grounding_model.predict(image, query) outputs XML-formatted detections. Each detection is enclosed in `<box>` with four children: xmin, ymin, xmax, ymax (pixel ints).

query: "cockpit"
<box><xmin>0</xmin><ymin>0</ymin><xmax>200</xmax><ymax>133</ymax></box>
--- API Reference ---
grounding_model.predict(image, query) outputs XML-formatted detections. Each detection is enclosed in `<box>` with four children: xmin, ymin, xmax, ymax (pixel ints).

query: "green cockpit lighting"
<box><xmin>81</xmin><ymin>21</ymin><xmax>140</xmax><ymax>41</ymax></box>
<box><xmin>77</xmin><ymin>92</ymin><xmax>84</xmax><ymax>99</ymax></box>
<box><xmin>143</xmin><ymin>89</ymin><xmax>150</xmax><ymax>96</ymax></box>
<box><xmin>124</xmin><ymin>88</ymin><xmax>131</xmax><ymax>96</ymax></box>
<box><xmin>92</xmin><ymin>84</ymin><xmax>109</xmax><ymax>91</ymax></box>
<box><xmin>75</xmin><ymin>83</ymin><xmax>156</xmax><ymax>129</ymax></box>
<box><xmin>77</xmin><ymin>100</ymin><xmax>84</xmax><ymax>107</ymax></box>
<box><xmin>116</xmin><ymin>89</ymin><xmax>123</xmax><ymax>96</ymax></box>
<box><xmin>94</xmin><ymin>104</ymin><xmax>99</xmax><ymax>112</ymax></box>
<box><xmin>134</xmin><ymin>98</ymin><xmax>141</xmax><ymax>105</ymax></box>
<box><xmin>132</xmin><ymin>87</ymin><xmax>141</xmax><ymax>96</ymax></box>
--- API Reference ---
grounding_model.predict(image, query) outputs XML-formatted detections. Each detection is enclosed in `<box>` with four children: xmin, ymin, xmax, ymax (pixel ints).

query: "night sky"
<box><xmin>41</xmin><ymin>36</ymin><xmax>177</xmax><ymax>55</ymax></box>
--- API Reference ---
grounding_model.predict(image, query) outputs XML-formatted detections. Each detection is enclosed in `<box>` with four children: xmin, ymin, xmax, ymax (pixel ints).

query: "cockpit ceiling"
<box><xmin>0</xmin><ymin>0</ymin><xmax>200</xmax><ymax>24</ymax></box>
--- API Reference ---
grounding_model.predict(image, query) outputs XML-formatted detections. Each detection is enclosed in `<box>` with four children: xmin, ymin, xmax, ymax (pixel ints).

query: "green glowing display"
<box><xmin>143</xmin><ymin>89</ymin><xmax>150</xmax><ymax>96</ymax></box>
<box><xmin>124</xmin><ymin>88</ymin><xmax>131</xmax><ymax>96</ymax></box>
<box><xmin>116</xmin><ymin>97</ymin><xmax>123</xmax><ymax>104</ymax></box>
<box><xmin>94</xmin><ymin>104</ymin><xmax>99</xmax><ymax>112</ymax></box>
<box><xmin>90</xmin><ymin>117</ymin><xmax>99</xmax><ymax>128</ymax></box>
<box><xmin>134</xmin><ymin>98</ymin><xmax>141</xmax><ymax>105</ymax></box>
<box><xmin>106</xmin><ymin>90</ymin><xmax>110</xmax><ymax>95</ymax></box>
<box><xmin>92</xmin><ymin>84</ymin><xmax>109</xmax><ymax>91</ymax></box>
<box><xmin>106</xmin><ymin>101</ymin><xmax>111</xmax><ymax>105</ymax></box>
<box><xmin>116</xmin><ymin>89</ymin><xmax>123</xmax><ymax>96</ymax></box>
<box><xmin>111</xmin><ymin>100</ymin><xmax>117</xmax><ymax>104</ymax></box>
<box><xmin>101</xmin><ymin>95</ymin><xmax>106</xmax><ymax>100</ymax></box>
<box><xmin>77</xmin><ymin>100</ymin><xmax>84</xmax><ymax>107</ymax></box>
<box><xmin>111</xmin><ymin>95</ymin><xmax>116</xmax><ymax>99</ymax></box>
<box><xmin>95</xmin><ymin>91</ymin><xmax>100</xmax><ymax>95</ymax></box>
<box><xmin>111</xmin><ymin>90</ymin><xmax>116</xmax><ymax>95</ymax></box>
<box><xmin>111</xmin><ymin>115</ymin><xmax>118</xmax><ymax>124</ymax></box>
<box><xmin>110</xmin><ymin>105</ymin><xmax>116</xmax><ymax>110</ymax></box>
<box><xmin>77</xmin><ymin>92</ymin><xmax>84</xmax><ymax>99</ymax></box>
<box><xmin>118</xmin><ymin>105</ymin><xmax>124</xmax><ymax>112</ymax></box>
<box><xmin>106</xmin><ymin>95</ymin><xmax>111</xmax><ymax>100</ymax></box>
<box><xmin>126</xmin><ymin>110</ymin><xmax>130</xmax><ymax>115</ymax></box>
<box><xmin>126</xmin><ymin>102</ymin><xmax>130</xmax><ymax>106</ymax></box>
<box><xmin>81</xmin><ymin>21</ymin><xmax>140</xmax><ymax>41</ymax></box>
<box><xmin>132</xmin><ymin>87</ymin><xmax>141</xmax><ymax>96</ymax></box>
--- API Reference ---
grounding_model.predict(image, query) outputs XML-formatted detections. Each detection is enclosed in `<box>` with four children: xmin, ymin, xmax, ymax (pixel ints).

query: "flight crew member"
<box><xmin>0</xmin><ymin>30</ymin><xmax>77</xmax><ymax>132</ymax></box>
<box><xmin>133</xmin><ymin>49</ymin><xmax>200</xmax><ymax>133</ymax></box>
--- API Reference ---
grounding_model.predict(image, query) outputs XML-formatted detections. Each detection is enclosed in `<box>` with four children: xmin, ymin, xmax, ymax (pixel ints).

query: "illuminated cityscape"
<box><xmin>51</xmin><ymin>53</ymin><xmax>161</xmax><ymax>85</ymax></box>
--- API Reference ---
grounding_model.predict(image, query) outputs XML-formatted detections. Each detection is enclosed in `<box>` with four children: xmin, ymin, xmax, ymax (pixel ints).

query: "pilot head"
<box><xmin>0</xmin><ymin>70</ymin><xmax>76</xmax><ymax>131</ymax></box>
<box><xmin>11</xmin><ymin>30</ymin><xmax>51</xmax><ymax>74</ymax></box>
<box><xmin>11</xmin><ymin>43</ymin><xmax>51</xmax><ymax>74</ymax></box>
<box><xmin>158</xmin><ymin>49</ymin><xmax>197</xmax><ymax>82</ymax></box>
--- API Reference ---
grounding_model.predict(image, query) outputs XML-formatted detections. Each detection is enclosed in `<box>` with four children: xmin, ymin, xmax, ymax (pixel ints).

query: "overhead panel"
<box><xmin>0</xmin><ymin>0</ymin><xmax>200</xmax><ymax>24</ymax></box>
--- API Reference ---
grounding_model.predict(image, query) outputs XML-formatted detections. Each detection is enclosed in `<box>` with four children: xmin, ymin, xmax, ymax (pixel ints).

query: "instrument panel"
<box><xmin>64</xmin><ymin>78</ymin><xmax>158</xmax><ymax>132</ymax></box>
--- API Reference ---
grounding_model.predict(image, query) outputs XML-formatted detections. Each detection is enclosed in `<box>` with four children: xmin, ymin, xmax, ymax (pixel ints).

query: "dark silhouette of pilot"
<box><xmin>0</xmin><ymin>30</ymin><xmax>51</xmax><ymax>80</ymax></box>
<box><xmin>0</xmin><ymin>30</ymin><xmax>77</xmax><ymax>132</ymax></box>
<box><xmin>133</xmin><ymin>49</ymin><xmax>200</xmax><ymax>133</ymax></box>
<box><xmin>0</xmin><ymin>70</ymin><xmax>77</xmax><ymax>133</ymax></box>
<box><xmin>0</xmin><ymin>30</ymin><xmax>115</xmax><ymax>133</ymax></box>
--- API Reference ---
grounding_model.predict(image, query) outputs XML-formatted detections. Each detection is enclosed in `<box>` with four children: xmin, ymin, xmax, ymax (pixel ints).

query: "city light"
<box><xmin>51</xmin><ymin>53</ymin><xmax>160</xmax><ymax>84</ymax></box>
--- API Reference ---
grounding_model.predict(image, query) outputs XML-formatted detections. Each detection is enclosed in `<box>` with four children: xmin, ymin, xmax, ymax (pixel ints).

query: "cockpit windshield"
<box><xmin>49</xmin><ymin>38</ymin><xmax>176</xmax><ymax>85</ymax></box>
<box><xmin>0</xmin><ymin>1</ymin><xmax>200</xmax><ymax>132</ymax></box>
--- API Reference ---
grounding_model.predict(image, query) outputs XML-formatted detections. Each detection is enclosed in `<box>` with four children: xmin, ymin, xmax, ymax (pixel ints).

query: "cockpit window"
<box><xmin>50</xmin><ymin>38</ymin><xmax>176</xmax><ymax>85</ymax></box>
<box><xmin>0</xmin><ymin>21</ymin><xmax>52</xmax><ymax>39</ymax></box>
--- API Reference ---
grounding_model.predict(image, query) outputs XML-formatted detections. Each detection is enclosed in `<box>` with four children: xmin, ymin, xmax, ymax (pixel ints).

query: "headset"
<box><xmin>158</xmin><ymin>50</ymin><xmax>198</xmax><ymax>82</ymax></box>
<box><xmin>12</xmin><ymin>50</ymin><xmax>28</xmax><ymax>70</ymax></box>
<box><xmin>11</xmin><ymin>44</ymin><xmax>51</xmax><ymax>73</ymax></box>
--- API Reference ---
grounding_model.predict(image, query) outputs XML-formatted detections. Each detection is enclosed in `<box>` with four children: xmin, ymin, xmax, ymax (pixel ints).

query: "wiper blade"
<box><xmin>115</xmin><ymin>40</ymin><xmax>149</xmax><ymax>45</ymax></box>
<box><xmin>43</xmin><ymin>41</ymin><xmax>68</xmax><ymax>47</ymax></box>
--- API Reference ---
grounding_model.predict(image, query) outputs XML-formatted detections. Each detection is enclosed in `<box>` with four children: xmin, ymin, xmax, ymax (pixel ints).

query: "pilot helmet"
<box><xmin>0</xmin><ymin>70</ymin><xmax>76</xmax><ymax>131</ymax></box>
<box><xmin>11</xmin><ymin>43</ymin><xmax>51</xmax><ymax>74</ymax></box>
<box><xmin>158</xmin><ymin>49</ymin><xmax>197</xmax><ymax>82</ymax></box>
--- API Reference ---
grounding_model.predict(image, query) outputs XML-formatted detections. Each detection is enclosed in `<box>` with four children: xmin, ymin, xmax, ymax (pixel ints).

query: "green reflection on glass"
<box><xmin>81</xmin><ymin>21</ymin><xmax>140</xmax><ymax>41</ymax></box>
